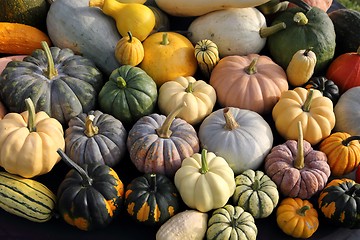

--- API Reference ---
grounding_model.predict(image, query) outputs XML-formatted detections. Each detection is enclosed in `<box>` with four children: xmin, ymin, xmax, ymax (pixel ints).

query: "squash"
<box><xmin>0</xmin><ymin>171</ymin><xmax>56</xmax><ymax>223</ymax></box>
<box><xmin>114</xmin><ymin>31</ymin><xmax>144</xmax><ymax>66</ymax></box>
<box><xmin>210</xmin><ymin>54</ymin><xmax>288</xmax><ymax>115</ymax></box>
<box><xmin>65</xmin><ymin>110</ymin><xmax>127</xmax><ymax>167</ymax></box>
<box><xmin>0</xmin><ymin>41</ymin><xmax>103</xmax><ymax>125</ymax></box>
<box><xmin>264</xmin><ymin>121</ymin><xmax>331</xmax><ymax>199</ymax></box>
<box><xmin>194</xmin><ymin>39</ymin><xmax>220</xmax><ymax>79</ymax></box>
<box><xmin>232</xmin><ymin>169</ymin><xmax>279</xmax><ymax>219</ymax></box>
<box><xmin>334</xmin><ymin>86</ymin><xmax>360</xmax><ymax>136</ymax></box>
<box><xmin>56</xmin><ymin>149</ymin><xmax>124</xmax><ymax>231</ymax></box>
<box><xmin>288</xmin><ymin>0</ymin><xmax>332</xmax><ymax>12</ymax></box>
<box><xmin>0</xmin><ymin>98</ymin><xmax>65</xmax><ymax>178</ymax></box>
<box><xmin>198</xmin><ymin>107</ymin><xmax>273</xmax><ymax>175</ymax></box>
<box><xmin>319</xmin><ymin>132</ymin><xmax>360</xmax><ymax>177</ymax></box>
<box><xmin>318</xmin><ymin>178</ymin><xmax>360</xmax><ymax>228</ymax></box>
<box><xmin>326</xmin><ymin>46</ymin><xmax>360</xmax><ymax>94</ymax></box>
<box><xmin>286</xmin><ymin>48</ymin><xmax>317</xmax><ymax>87</ymax></box>
<box><xmin>89</xmin><ymin>0</ymin><xmax>155</xmax><ymax>42</ymax></box>
<box><xmin>46</xmin><ymin>0</ymin><xmax>121</xmax><ymax>76</ymax></box>
<box><xmin>0</xmin><ymin>55</ymin><xmax>26</xmax><ymax>74</ymax></box>
<box><xmin>0</xmin><ymin>22</ymin><xmax>52</xmax><ymax>55</ymax></box>
<box><xmin>140</xmin><ymin>32</ymin><xmax>198</xmax><ymax>87</ymax></box>
<box><xmin>124</xmin><ymin>173</ymin><xmax>180</xmax><ymax>225</ymax></box>
<box><xmin>98</xmin><ymin>65</ymin><xmax>158</xmax><ymax>127</ymax></box>
<box><xmin>127</xmin><ymin>102</ymin><xmax>200</xmax><ymax>176</ymax></box>
<box><xmin>158</xmin><ymin>76</ymin><xmax>217</xmax><ymax>125</ymax></box>
<box><xmin>206</xmin><ymin>204</ymin><xmax>258</xmax><ymax>240</ymax></box>
<box><xmin>174</xmin><ymin>149</ymin><xmax>236</xmax><ymax>212</ymax></box>
<box><xmin>154</xmin><ymin>0</ymin><xmax>271</xmax><ymax>17</ymax></box>
<box><xmin>276</xmin><ymin>197</ymin><xmax>319</xmax><ymax>238</ymax></box>
<box><xmin>187</xmin><ymin>8</ymin><xmax>286</xmax><ymax>57</ymax></box>
<box><xmin>304</xmin><ymin>76</ymin><xmax>340</xmax><ymax>104</ymax></box>
<box><xmin>156</xmin><ymin>210</ymin><xmax>208</xmax><ymax>240</ymax></box>
<box><xmin>272</xmin><ymin>87</ymin><xmax>335</xmax><ymax>145</ymax></box>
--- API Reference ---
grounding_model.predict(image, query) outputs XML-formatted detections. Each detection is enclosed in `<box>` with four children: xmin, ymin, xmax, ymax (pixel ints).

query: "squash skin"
<box><xmin>304</xmin><ymin>76</ymin><xmax>340</xmax><ymax>104</ymax></box>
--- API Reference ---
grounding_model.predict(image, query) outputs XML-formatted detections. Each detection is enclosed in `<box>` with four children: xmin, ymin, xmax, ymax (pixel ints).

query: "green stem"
<box><xmin>149</xmin><ymin>174</ymin><xmax>157</xmax><ymax>192</ymax></box>
<box><xmin>161</xmin><ymin>32</ymin><xmax>169</xmax><ymax>45</ymax></box>
<box><xmin>294</xmin><ymin>121</ymin><xmax>305</xmax><ymax>170</ymax></box>
<box><xmin>342</xmin><ymin>136</ymin><xmax>360</xmax><ymax>146</ymax></box>
<box><xmin>84</xmin><ymin>115</ymin><xmax>99</xmax><ymax>137</ymax></box>
<box><xmin>199</xmin><ymin>149</ymin><xmax>209</xmax><ymax>174</ymax></box>
<box><xmin>25</xmin><ymin>98</ymin><xmax>36</xmax><ymax>132</ymax></box>
<box><xmin>293</xmin><ymin>12</ymin><xmax>308</xmax><ymax>25</ymax></box>
<box><xmin>156</xmin><ymin>102</ymin><xmax>186</xmax><ymax>138</ymax></box>
<box><xmin>223</xmin><ymin>108</ymin><xmax>239</xmax><ymax>130</ymax></box>
<box><xmin>244</xmin><ymin>58</ymin><xmax>258</xmax><ymax>75</ymax></box>
<box><xmin>41</xmin><ymin>41</ymin><xmax>58</xmax><ymax>79</ymax></box>
<box><xmin>302</xmin><ymin>89</ymin><xmax>314</xmax><ymax>112</ymax></box>
<box><xmin>116</xmin><ymin>76</ymin><xmax>127</xmax><ymax>89</ymax></box>
<box><xmin>252</xmin><ymin>179</ymin><xmax>261</xmax><ymax>191</ymax></box>
<box><xmin>259</xmin><ymin>22</ymin><xmax>286</xmax><ymax>38</ymax></box>
<box><xmin>186</xmin><ymin>82</ymin><xmax>194</xmax><ymax>93</ymax></box>
<box><xmin>127</xmin><ymin>31</ymin><xmax>133</xmax><ymax>42</ymax></box>
<box><xmin>296</xmin><ymin>205</ymin><xmax>310</xmax><ymax>216</ymax></box>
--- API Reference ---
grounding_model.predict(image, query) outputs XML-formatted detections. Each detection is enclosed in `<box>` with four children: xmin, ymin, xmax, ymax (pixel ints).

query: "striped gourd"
<box><xmin>0</xmin><ymin>171</ymin><xmax>56</xmax><ymax>222</ymax></box>
<box><xmin>194</xmin><ymin>39</ymin><xmax>220</xmax><ymax>79</ymax></box>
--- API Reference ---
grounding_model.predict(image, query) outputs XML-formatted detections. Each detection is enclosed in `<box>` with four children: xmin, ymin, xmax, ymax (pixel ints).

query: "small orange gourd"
<box><xmin>115</xmin><ymin>31</ymin><xmax>144</xmax><ymax>66</ymax></box>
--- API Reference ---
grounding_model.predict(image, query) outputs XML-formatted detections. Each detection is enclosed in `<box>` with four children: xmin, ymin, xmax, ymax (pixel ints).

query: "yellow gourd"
<box><xmin>89</xmin><ymin>0</ymin><xmax>155</xmax><ymax>41</ymax></box>
<box><xmin>115</xmin><ymin>31</ymin><xmax>144</xmax><ymax>66</ymax></box>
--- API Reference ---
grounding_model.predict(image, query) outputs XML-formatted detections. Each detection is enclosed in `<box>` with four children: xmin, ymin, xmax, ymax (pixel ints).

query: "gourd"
<box><xmin>286</xmin><ymin>48</ymin><xmax>317</xmax><ymax>87</ymax></box>
<box><xmin>89</xmin><ymin>0</ymin><xmax>155</xmax><ymax>42</ymax></box>
<box><xmin>276</xmin><ymin>197</ymin><xmax>319</xmax><ymax>238</ymax></box>
<box><xmin>0</xmin><ymin>22</ymin><xmax>52</xmax><ymax>55</ymax></box>
<box><xmin>0</xmin><ymin>98</ymin><xmax>65</xmax><ymax>178</ymax></box>
<box><xmin>56</xmin><ymin>149</ymin><xmax>124</xmax><ymax>231</ymax></box>
<box><xmin>319</xmin><ymin>132</ymin><xmax>360</xmax><ymax>177</ymax></box>
<box><xmin>318</xmin><ymin>178</ymin><xmax>360</xmax><ymax>228</ymax></box>
<box><xmin>154</xmin><ymin>0</ymin><xmax>271</xmax><ymax>17</ymax></box>
<box><xmin>140</xmin><ymin>32</ymin><xmax>198</xmax><ymax>87</ymax></box>
<box><xmin>272</xmin><ymin>87</ymin><xmax>335</xmax><ymax>145</ymax></box>
<box><xmin>174</xmin><ymin>149</ymin><xmax>236</xmax><ymax>212</ymax></box>
<box><xmin>158</xmin><ymin>76</ymin><xmax>217</xmax><ymax>125</ymax></box>
<box><xmin>114</xmin><ymin>31</ymin><xmax>144</xmax><ymax>66</ymax></box>
<box><xmin>0</xmin><ymin>41</ymin><xmax>103</xmax><ymax>125</ymax></box>
<box><xmin>46</xmin><ymin>0</ymin><xmax>121</xmax><ymax>76</ymax></box>
<box><xmin>64</xmin><ymin>110</ymin><xmax>127</xmax><ymax>167</ymax></box>
<box><xmin>206</xmin><ymin>204</ymin><xmax>258</xmax><ymax>240</ymax></box>
<box><xmin>0</xmin><ymin>171</ymin><xmax>56</xmax><ymax>223</ymax></box>
<box><xmin>98</xmin><ymin>65</ymin><xmax>158</xmax><ymax>127</ymax></box>
<box><xmin>209</xmin><ymin>54</ymin><xmax>288</xmax><ymax>115</ymax></box>
<box><xmin>194</xmin><ymin>39</ymin><xmax>220</xmax><ymax>79</ymax></box>
<box><xmin>127</xmin><ymin>102</ymin><xmax>200</xmax><ymax>176</ymax></box>
<box><xmin>198</xmin><ymin>107</ymin><xmax>273</xmax><ymax>175</ymax></box>
<box><xmin>124</xmin><ymin>173</ymin><xmax>180</xmax><ymax>225</ymax></box>
<box><xmin>0</xmin><ymin>55</ymin><xmax>26</xmax><ymax>74</ymax></box>
<box><xmin>304</xmin><ymin>76</ymin><xmax>340</xmax><ymax>104</ymax></box>
<box><xmin>232</xmin><ymin>169</ymin><xmax>279</xmax><ymax>219</ymax></box>
<box><xmin>156</xmin><ymin>210</ymin><xmax>208</xmax><ymax>240</ymax></box>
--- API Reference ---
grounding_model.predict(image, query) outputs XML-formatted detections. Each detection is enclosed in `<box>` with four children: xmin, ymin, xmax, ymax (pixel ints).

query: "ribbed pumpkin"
<box><xmin>0</xmin><ymin>41</ymin><xmax>103</xmax><ymax>125</ymax></box>
<box><xmin>209</xmin><ymin>54</ymin><xmax>288</xmax><ymax>115</ymax></box>
<box><xmin>114</xmin><ymin>31</ymin><xmax>144</xmax><ymax>66</ymax></box>
<box><xmin>56</xmin><ymin>149</ymin><xmax>124</xmax><ymax>231</ymax></box>
<box><xmin>194</xmin><ymin>39</ymin><xmax>220</xmax><ymax>79</ymax></box>
<box><xmin>65</xmin><ymin>110</ymin><xmax>127</xmax><ymax>167</ymax></box>
<box><xmin>124</xmin><ymin>173</ymin><xmax>180</xmax><ymax>225</ymax></box>
<box><xmin>127</xmin><ymin>102</ymin><xmax>200</xmax><ymax>176</ymax></box>
<box><xmin>304</xmin><ymin>76</ymin><xmax>340</xmax><ymax>104</ymax></box>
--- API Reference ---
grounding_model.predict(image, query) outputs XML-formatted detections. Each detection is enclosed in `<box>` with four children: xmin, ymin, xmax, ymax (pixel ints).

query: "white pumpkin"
<box><xmin>198</xmin><ymin>107</ymin><xmax>273</xmax><ymax>175</ymax></box>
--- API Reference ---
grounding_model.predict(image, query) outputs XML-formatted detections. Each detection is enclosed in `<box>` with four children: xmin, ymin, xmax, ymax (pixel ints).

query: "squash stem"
<box><xmin>156</xmin><ymin>102</ymin><xmax>186</xmax><ymax>138</ymax></box>
<box><xmin>199</xmin><ymin>149</ymin><xmax>209</xmax><ymax>174</ymax></box>
<box><xmin>223</xmin><ymin>108</ymin><xmax>239</xmax><ymax>130</ymax></box>
<box><xmin>259</xmin><ymin>22</ymin><xmax>286</xmax><ymax>38</ymax></box>
<box><xmin>149</xmin><ymin>174</ymin><xmax>157</xmax><ymax>192</ymax></box>
<box><xmin>303</xmin><ymin>47</ymin><xmax>313</xmax><ymax>56</ymax></box>
<box><xmin>84</xmin><ymin>115</ymin><xmax>99</xmax><ymax>137</ymax></box>
<box><xmin>294</xmin><ymin>121</ymin><xmax>305</xmax><ymax>170</ymax></box>
<box><xmin>25</xmin><ymin>98</ymin><xmax>36</xmax><ymax>132</ymax></box>
<box><xmin>302</xmin><ymin>89</ymin><xmax>314</xmax><ymax>112</ymax></box>
<box><xmin>296</xmin><ymin>205</ymin><xmax>310</xmax><ymax>216</ymax></box>
<box><xmin>89</xmin><ymin>0</ymin><xmax>104</xmax><ymax>8</ymax></box>
<box><xmin>293</xmin><ymin>12</ymin><xmax>308</xmax><ymax>25</ymax></box>
<box><xmin>161</xmin><ymin>32</ymin><xmax>169</xmax><ymax>45</ymax></box>
<box><xmin>342</xmin><ymin>136</ymin><xmax>360</xmax><ymax>146</ymax></box>
<box><xmin>57</xmin><ymin>149</ymin><xmax>93</xmax><ymax>187</ymax></box>
<box><xmin>41</xmin><ymin>41</ymin><xmax>58</xmax><ymax>79</ymax></box>
<box><xmin>186</xmin><ymin>82</ymin><xmax>194</xmax><ymax>93</ymax></box>
<box><xmin>127</xmin><ymin>31</ymin><xmax>133</xmax><ymax>43</ymax></box>
<box><xmin>244</xmin><ymin>58</ymin><xmax>258</xmax><ymax>75</ymax></box>
<box><xmin>252</xmin><ymin>179</ymin><xmax>261</xmax><ymax>191</ymax></box>
<box><xmin>116</xmin><ymin>76</ymin><xmax>127</xmax><ymax>89</ymax></box>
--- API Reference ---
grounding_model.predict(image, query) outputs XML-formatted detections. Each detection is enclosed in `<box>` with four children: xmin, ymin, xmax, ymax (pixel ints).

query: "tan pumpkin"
<box><xmin>114</xmin><ymin>31</ymin><xmax>144</xmax><ymax>66</ymax></box>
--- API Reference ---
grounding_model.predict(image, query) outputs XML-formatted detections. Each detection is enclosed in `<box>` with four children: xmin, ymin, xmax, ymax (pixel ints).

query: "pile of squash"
<box><xmin>0</xmin><ymin>0</ymin><xmax>360</xmax><ymax>239</ymax></box>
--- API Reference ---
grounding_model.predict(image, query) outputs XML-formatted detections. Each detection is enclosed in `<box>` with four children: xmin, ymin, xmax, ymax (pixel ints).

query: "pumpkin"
<box><xmin>206</xmin><ymin>204</ymin><xmax>258</xmax><ymax>240</ymax></box>
<box><xmin>0</xmin><ymin>41</ymin><xmax>103</xmax><ymax>125</ymax></box>
<box><xmin>64</xmin><ymin>110</ymin><xmax>127</xmax><ymax>167</ymax></box>
<box><xmin>158</xmin><ymin>76</ymin><xmax>217</xmax><ymax>125</ymax></box>
<box><xmin>267</xmin><ymin>0</ymin><xmax>336</xmax><ymax>73</ymax></box>
<box><xmin>139</xmin><ymin>32</ymin><xmax>198</xmax><ymax>87</ymax></box>
<box><xmin>89</xmin><ymin>0</ymin><xmax>155</xmax><ymax>42</ymax></box>
<box><xmin>319</xmin><ymin>132</ymin><xmax>360</xmax><ymax>177</ymax></box>
<box><xmin>232</xmin><ymin>169</ymin><xmax>279</xmax><ymax>219</ymax></box>
<box><xmin>318</xmin><ymin>178</ymin><xmax>360</xmax><ymax>229</ymax></box>
<box><xmin>272</xmin><ymin>87</ymin><xmax>335</xmax><ymax>145</ymax></box>
<box><xmin>198</xmin><ymin>107</ymin><xmax>273</xmax><ymax>175</ymax></box>
<box><xmin>209</xmin><ymin>54</ymin><xmax>288</xmax><ymax>115</ymax></box>
<box><xmin>56</xmin><ymin>149</ymin><xmax>124</xmax><ymax>231</ymax></box>
<box><xmin>264</xmin><ymin>121</ymin><xmax>331</xmax><ymax>199</ymax></box>
<box><xmin>194</xmin><ymin>39</ymin><xmax>220</xmax><ymax>79</ymax></box>
<box><xmin>124</xmin><ymin>173</ymin><xmax>180</xmax><ymax>225</ymax></box>
<box><xmin>286</xmin><ymin>48</ymin><xmax>317</xmax><ymax>87</ymax></box>
<box><xmin>0</xmin><ymin>98</ymin><xmax>65</xmax><ymax>178</ymax></box>
<box><xmin>114</xmin><ymin>31</ymin><xmax>144</xmax><ymax>66</ymax></box>
<box><xmin>127</xmin><ymin>102</ymin><xmax>200</xmax><ymax>176</ymax></box>
<box><xmin>276</xmin><ymin>197</ymin><xmax>319</xmax><ymax>238</ymax></box>
<box><xmin>98</xmin><ymin>65</ymin><xmax>157</xmax><ymax>127</ymax></box>
<box><xmin>326</xmin><ymin>46</ymin><xmax>360</xmax><ymax>93</ymax></box>
<box><xmin>288</xmin><ymin>0</ymin><xmax>332</xmax><ymax>12</ymax></box>
<box><xmin>304</xmin><ymin>76</ymin><xmax>340</xmax><ymax>104</ymax></box>
<box><xmin>174</xmin><ymin>149</ymin><xmax>236</xmax><ymax>212</ymax></box>
<box><xmin>334</xmin><ymin>86</ymin><xmax>360</xmax><ymax>136</ymax></box>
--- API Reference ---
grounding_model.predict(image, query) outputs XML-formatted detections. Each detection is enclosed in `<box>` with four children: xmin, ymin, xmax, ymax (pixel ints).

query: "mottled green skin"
<box><xmin>0</xmin><ymin>47</ymin><xmax>103</xmax><ymax>125</ymax></box>
<box><xmin>98</xmin><ymin>65</ymin><xmax>158</xmax><ymax>127</ymax></box>
<box><xmin>267</xmin><ymin>6</ymin><xmax>336</xmax><ymax>74</ymax></box>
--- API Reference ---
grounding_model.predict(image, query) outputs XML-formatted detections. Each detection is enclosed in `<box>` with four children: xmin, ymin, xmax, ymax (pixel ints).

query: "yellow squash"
<box><xmin>114</xmin><ymin>31</ymin><xmax>144</xmax><ymax>66</ymax></box>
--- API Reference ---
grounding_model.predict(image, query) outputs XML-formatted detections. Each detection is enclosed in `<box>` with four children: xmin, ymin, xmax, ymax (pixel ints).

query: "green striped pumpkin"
<box><xmin>0</xmin><ymin>171</ymin><xmax>56</xmax><ymax>222</ymax></box>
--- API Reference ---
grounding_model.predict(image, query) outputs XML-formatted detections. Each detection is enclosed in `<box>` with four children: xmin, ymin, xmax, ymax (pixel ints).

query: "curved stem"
<box><xmin>116</xmin><ymin>76</ymin><xmax>127</xmax><ymax>89</ymax></box>
<box><xmin>342</xmin><ymin>136</ymin><xmax>360</xmax><ymax>146</ymax></box>
<box><xmin>259</xmin><ymin>22</ymin><xmax>286</xmax><ymax>38</ymax></box>
<box><xmin>296</xmin><ymin>205</ymin><xmax>310</xmax><ymax>216</ymax></box>
<box><xmin>245</xmin><ymin>58</ymin><xmax>258</xmax><ymax>75</ymax></box>
<box><xmin>84</xmin><ymin>115</ymin><xmax>99</xmax><ymax>137</ymax></box>
<box><xmin>302</xmin><ymin>89</ymin><xmax>314</xmax><ymax>112</ymax></box>
<box><xmin>199</xmin><ymin>149</ymin><xmax>209</xmax><ymax>174</ymax></box>
<box><xmin>156</xmin><ymin>102</ymin><xmax>186</xmax><ymax>138</ymax></box>
<box><xmin>223</xmin><ymin>108</ymin><xmax>239</xmax><ymax>130</ymax></box>
<box><xmin>294</xmin><ymin>121</ymin><xmax>305</xmax><ymax>170</ymax></box>
<box><xmin>41</xmin><ymin>41</ymin><xmax>58</xmax><ymax>79</ymax></box>
<box><xmin>127</xmin><ymin>31</ymin><xmax>133</xmax><ymax>43</ymax></box>
<box><xmin>25</xmin><ymin>98</ymin><xmax>36</xmax><ymax>132</ymax></box>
